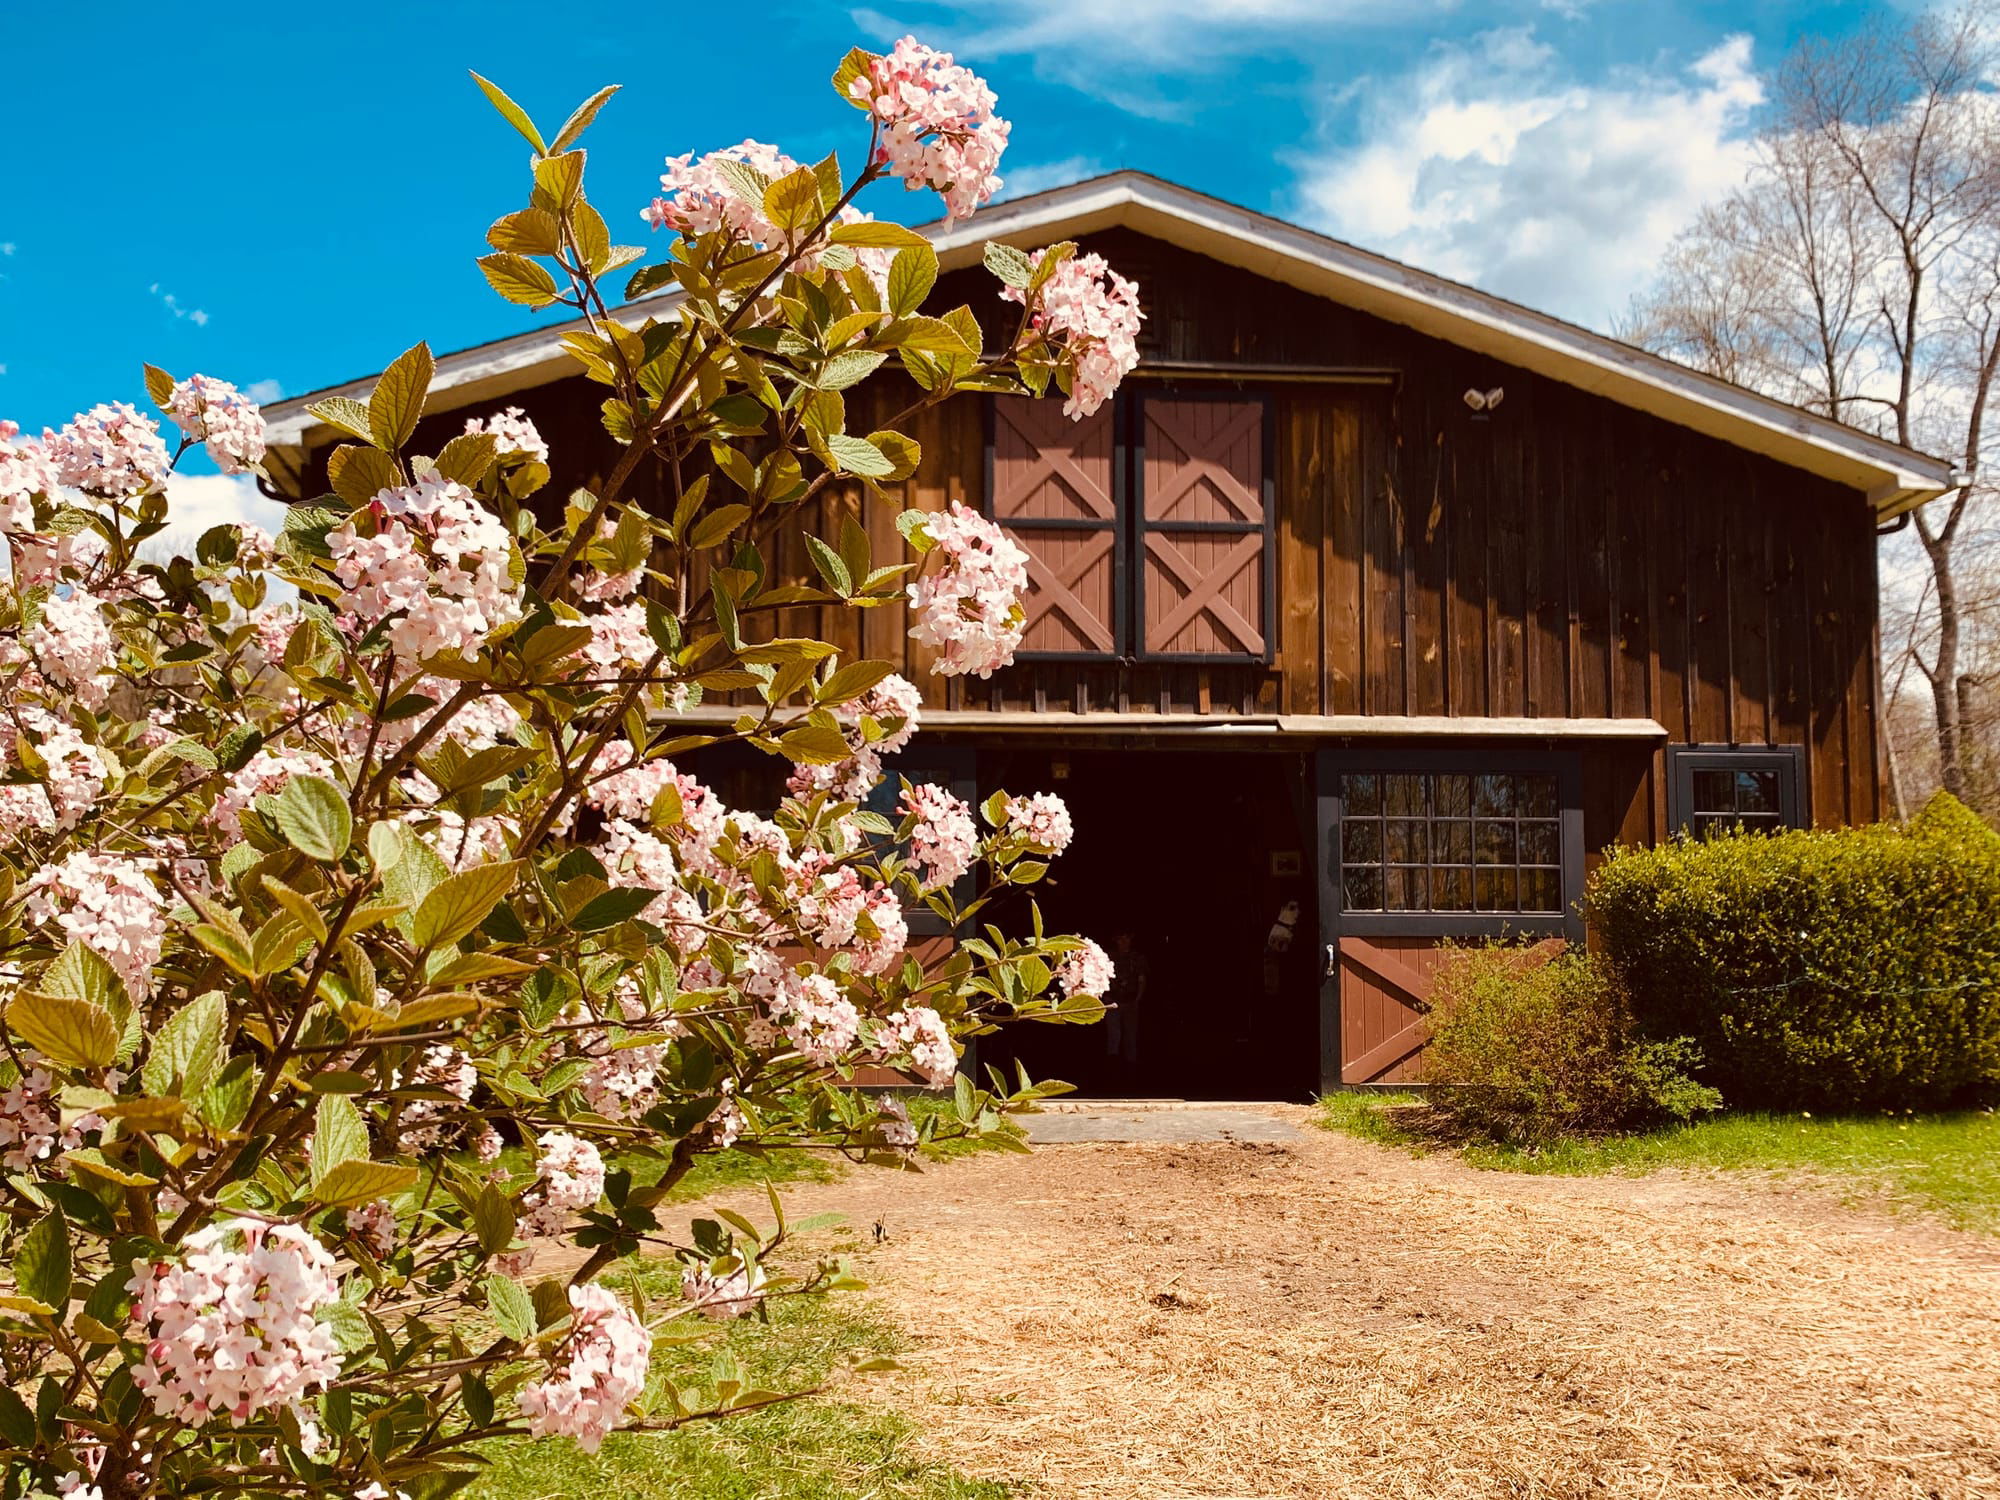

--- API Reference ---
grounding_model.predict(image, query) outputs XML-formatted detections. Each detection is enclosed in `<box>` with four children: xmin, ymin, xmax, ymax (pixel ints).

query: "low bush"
<box><xmin>1588</xmin><ymin>792</ymin><xmax>2000</xmax><ymax>1111</ymax></box>
<box><xmin>1419</xmin><ymin>944</ymin><xmax>1720</xmax><ymax>1143</ymax></box>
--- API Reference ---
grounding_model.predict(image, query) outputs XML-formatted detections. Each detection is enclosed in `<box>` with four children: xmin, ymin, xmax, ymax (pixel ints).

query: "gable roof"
<box><xmin>262</xmin><ymin>170</ymin><xmax>1958</xmax><ymax>518</ymax></box>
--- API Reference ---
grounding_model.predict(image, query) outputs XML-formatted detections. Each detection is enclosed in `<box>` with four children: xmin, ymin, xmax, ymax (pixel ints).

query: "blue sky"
<box><xmin>1</xmin><ymin>0</ymin><xmax>1898</xmax><ymax>468</ymax></box>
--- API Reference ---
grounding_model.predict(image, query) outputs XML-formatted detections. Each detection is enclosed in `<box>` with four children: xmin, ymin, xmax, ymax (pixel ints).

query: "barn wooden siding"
<box><xmin>296</xmin><ymin>227</ymin><xmax>1885</xmax><ymax>849</ymax></box>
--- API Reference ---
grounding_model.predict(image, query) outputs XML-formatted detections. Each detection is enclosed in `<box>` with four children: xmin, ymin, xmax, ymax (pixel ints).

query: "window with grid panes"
<box><xmin>1667</xmin><ymin>746</ymin><xmax>1804</xmax><ymax>838</ymax></box>
<box><xmin>1338</xmin><ymin>770</ymin><xmax>1565</xmax><ymax>916</ymax></box>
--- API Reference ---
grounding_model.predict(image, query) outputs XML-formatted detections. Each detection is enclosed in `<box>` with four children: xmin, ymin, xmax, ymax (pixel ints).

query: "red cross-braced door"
<box><xmin>1137</xmin><ymin>395</ymin><xmax>1271</xmax><ymax>660</ymax></box>
<box><xmin>990</xmin><ymin>396</ymin><xmax>1122</xmax><ymax>657</ymax></box>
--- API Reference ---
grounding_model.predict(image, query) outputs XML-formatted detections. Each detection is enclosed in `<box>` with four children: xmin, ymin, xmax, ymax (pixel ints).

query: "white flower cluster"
<box><xmin>906</xmin><ymin>502</ymin><xmax>1031</xmax><ymax>679</ymax></box>
<box><xmin>900</xmin><ymin>780</ymin><xmax>978</xmax><ymax>890</ymax></box>
<box><xmin>168</xmin><ymin>375</ymin><xmax>268</xmax><ymax>475</ymax></box>
<box><xmin>462</xmin><ymin>405</ymin><xmax>549</xmax><ymax>466</ymax></box>
<box><xmin>1001</xmin><ymin>249</ymin><xmax>1144</xmax><ymax>420</ymax></box>
<box><xmin>51</xmin><ymin>402</ymin><xmax>170</xmax><ymax>497</ymax></box>
<box><xmin>26</xmin><ymin>590</ymin><xmax>117</xmax><ymax>709</ymax></box>
<box><xmin>1006</xmin><ymin>791</ymin><xmax>1074</xmax><ymax>854</ymax></box>
<box><xmin>1056</xmin><ymin>938</ymin><xmax>1116</xmax><ymax>999</ymax></box>
<box><xmin>853</xmin><ymin>36</ymin><xmax>1011</xmax><ymax>220</ymax></box>
<box><xmin>518</xmin><ymin>1283</ymin><xmax>654</xmax><ymax>1451</ymax></box>
<box><xmin>0</xmin><ymin>1056</ymin><xmax>96</xmax><ymax>1171</ymax></box>
<box><xmin>127</xmin><ymin>1220</ymin><xmax>342</xmax><ymax>1427</ymax></box>
<box><xmin>680</xmin><ymin>1256</ymin><xmax>767</xmax><ymax>1322</ymax></box>
<box><xmin>328</xmin><ymin>475</ymin><xmax>524</xmax><ymax>660</ymax></box>
<box><xmin>23</xmin><ymin>851</ymin><xmax>165</xmax><ymax>1000</ymax></box>
<box><xmin>519</xmin><ymin>1130</ymin><xmax>606</xmax><ymax>1241</ymax></box>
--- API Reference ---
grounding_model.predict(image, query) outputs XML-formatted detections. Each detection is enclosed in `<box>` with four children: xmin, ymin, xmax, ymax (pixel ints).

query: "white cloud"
<box><xmin>157</xmin><ymin>472</ymin><xmax>289</xmax><ymax>545</ymax></box>
<box><xmin>0</xmin><ymin>243</ymin><xmax>13</xmax><ymax>256</ymax></box>
<box><xmin>149</xmin><ymin>281</ymin><xmax>210</xmax><ymax>327</ymax></box>
<box><xmin>245</xmin><ymin>378</ymin><xmax>285</xmax><ymax>405</ymax></box>
<box><xmin>994</xmin><ymin>155</ymin><xmax>1105</xmax><ymax>201</ymax></box>
<box><xmin>1290</xmin><ymin>30</ymin><xmax>1763</xmax><ymax>328</ymax></box>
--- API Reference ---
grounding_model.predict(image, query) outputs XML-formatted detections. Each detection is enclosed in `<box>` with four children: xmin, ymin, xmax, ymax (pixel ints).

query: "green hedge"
<box><xmin>1588</xmin><ymin>793</ymin><xmax>2000</xmax><ymax>1111</ymax></box>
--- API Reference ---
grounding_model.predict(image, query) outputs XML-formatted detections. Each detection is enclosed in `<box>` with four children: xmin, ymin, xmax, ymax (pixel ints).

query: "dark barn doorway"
<box><xmin>972</xmin><ymin>746</ymin><xmax>1321</xmax><ymax>1101</ymax></box>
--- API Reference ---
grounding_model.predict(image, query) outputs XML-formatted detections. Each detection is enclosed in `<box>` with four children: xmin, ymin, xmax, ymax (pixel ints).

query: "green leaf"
<box><xmin>888</xmin><ymin>245</ymin><xmax>938</xmax><ymax>317</ymax></box>
<box><xmin>195</xmin><ymin>1054</ymin><xmax>257</xmax><ymax>1132</ymax></box>
<box><xmin>6</xmin><ymin>991</ymin><xmax>117</xmax><ymax>1070</ymax></box>
<box><xmin>779</xmin><ymin>722</ymin><xmax>854</xmax><ymax>766</ymax></box>
<box><xmin>469</xmin><ymin>71</ymin><xmax>547</xmax><ymax>155</ymax></box>
<box><xmin>714</xmin><ymin>157</ymin><xmax>772</xmax><ymax>210</ymax></box>
<box><xmin>311</xmin><ymin>1158</ymin><xmax>419</xmax><ymax>1209</ymax></box>
<box><xmin>570</xmin><ymin>887</ymin><xmax>660</xmax><ymax>932</ymax></box>
<box><xmin>303</xmin><ymin>396</ymin><xmax>375</xmax><ymax>445</ymax></box>
<box><xmin>625</xmin><ymin>263</ymin><xmax>677</xmax><ymax>302</ymax></box>
<box><xmin>478</xmin><ymin>253</ymin><xmax>562</xmax><ymax>309</ymax></box>
<box><xmin>142</xmin><ymin>363</ymin><xmax>176</xmax><ymax>409</ymax></box>
<box><xmin>16</xmin><ymin>1211</ymin><xmax>70</xmax><ymax>1311</ymax></box>
<box><xmin>473</xmin><ymin>1183</ymin><xmax>516</xmax><ymax>1256</ymax></box>
<box><xmin>378</xmin><ymin>823</ymin><xmax>452</xmax><ymax>913</ymax></box>
<box><xmin>686</xmin><ymin>504</ymin><xmax>750</xmax><ymax>551</ymax></box>
<box><xmin>410</xmin><ymin>861</ymin><xmax>524</xmax><ymax>951</ymax></box>
<box><xmin>435</xmin><ymin>431</ymin><xmax>499</xmax><ymax>486</ymax></box>
<box><xmin>485</xmin><ymin>1274</ymin><xmax>536</xmax><ymax>1341</ymax></box>
<box><xmin>327</xmin><ymin>443</ymin><xmax>402</xmax><ymax>508</ymax></box>
<box><xmin>141</xmin><ymin>990</ymin><xmax>227</xmax><ymax>1099</ymax></box>
<box><xmin>831</xmin><ymin>46</ymin><xmax>876</xmax><ymax>109</ymax></box>
<box><xmin>819</xmin><ymin>659</ymin><xmax>897</xmax><ymax>705</ymax></box>
<box><xmin>272</xmin><ymin>774</ymin><xmax>352</xmax><ymax>863</ymax></box>
<box><xmin>311</xmin><ymin>1094</ymin><xmax>369</xmax><ymax>1187</ymax></box>
<box><xmin>487</xmin><ymin>207</ymin><xmax>562</xmax><ymax>256</ymax></box>
<box><xmin>830</xmin><ymin>220</ymin><xmax>929</xmax><ymax>249</ymax></box>
<box><xmin>533</xmin><ymin>150</ymin><xmax>586</xmax><ymax>210</ymax></box>
<box><xmin>550</xmin><ymin>84</ymin><xmax>620</xmax><ymax>154</ymax></box>
<box><xmin>369</xmin><ymin>342</ymin><xmax>434</xmax><ymax>453</ymax></box>
<box><xmin>824</xmin><ymin>433</ymin><xmax>895</xmax><ymax>479</ymax></box>
<box><xmin>803</xmin><ymin>534</ymin><xmax>852</xmax><ymax>595</ymax></box>
<box><xmin>818</xmin><ymin>350</ymin><xmax>888</xmax><ymax>392</ymax></box>
<box><xmin>0</xmin><ymin>1384</ymin><xmax>35</xmax><ymax>1446</ymax></box>
<box><xmin>983</xmin><ymin>241</ymin><xmax>1034</xmax><ymax>289</ymax></box>
<box><xmin>764</xmin><ymin>166</ymin><xmax>824</xmax><ymax>235</ymax></box>
<box><xmin>42</xmin><ymin>942</ymin><xmax>129</xmax><ymax>1021</ymax></box>
<box><xmin>895</xmin><ymin>507</ymin><xmax>936</xmax><ymax>551</ymax></box>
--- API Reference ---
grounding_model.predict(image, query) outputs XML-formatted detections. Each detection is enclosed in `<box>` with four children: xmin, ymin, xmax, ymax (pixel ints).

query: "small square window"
<box><xmin>1669</xmin><ymin>746</ymin><xmax>1805</xmax><ymax>838</ymax></box>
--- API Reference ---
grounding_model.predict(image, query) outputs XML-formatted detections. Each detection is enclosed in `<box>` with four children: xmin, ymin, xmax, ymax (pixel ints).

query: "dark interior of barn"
<box><xmin>968</xmin><ymin>746</ymin><xmax>1322</xmax><ymax>1102</ymax></box>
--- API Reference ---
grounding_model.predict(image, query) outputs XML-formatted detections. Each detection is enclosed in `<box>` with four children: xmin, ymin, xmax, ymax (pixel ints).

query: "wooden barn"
<box><xmin>261</xmin><ymin>172</ymin><xmax>1957</xmax><ymax>1101</ymax></box>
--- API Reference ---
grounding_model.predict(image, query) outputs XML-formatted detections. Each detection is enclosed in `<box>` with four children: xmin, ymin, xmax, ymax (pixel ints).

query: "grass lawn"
<box><xmin>1315</xmin><ymin>1091</ymin><xmax>2000</xmax><ymax>1234</ymax></box>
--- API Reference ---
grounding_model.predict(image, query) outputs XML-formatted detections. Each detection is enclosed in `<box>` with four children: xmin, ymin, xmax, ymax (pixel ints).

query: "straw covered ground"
<box><xmin>708</xmin><ymin>1107</ymin><xmax>2000</xmax><ymax>1499</ymax></box>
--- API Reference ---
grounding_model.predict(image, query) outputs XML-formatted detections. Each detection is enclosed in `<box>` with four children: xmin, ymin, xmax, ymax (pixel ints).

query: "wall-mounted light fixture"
<box><xmin>1463</xmin><ymin>386</ymin><xmax>1505</xmax><ymax>413</ymax></box>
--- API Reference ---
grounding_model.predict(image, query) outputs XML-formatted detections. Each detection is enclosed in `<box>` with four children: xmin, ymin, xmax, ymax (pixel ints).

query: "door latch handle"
<box><xmin>1325</xmin><ymin>943</ymin><xmax>1339</xmax><ymax>979</ymax></box>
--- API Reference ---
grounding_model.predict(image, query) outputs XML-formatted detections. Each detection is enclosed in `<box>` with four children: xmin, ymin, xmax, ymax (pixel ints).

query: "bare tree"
<box><xmin>1625</xmin><ymin>2</ymin><xmax>2000</xmax><ymax>808</ymax></box>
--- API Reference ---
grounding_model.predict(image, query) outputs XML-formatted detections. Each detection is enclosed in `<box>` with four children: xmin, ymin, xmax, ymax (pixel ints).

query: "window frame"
<box><xmin>982</xmin><ymin>389</ymin><xmax>1276</xmax><ymax>666</ymax></box>
<box><xmin>1318</xmin><ymin>747</ymin><xmax>1585</xmax><ymax>942</ymax></box>
<box><xmin>1666</xmin><ymin>744</ymin><xmax>1807</xmax><ymax>838</ymax></box>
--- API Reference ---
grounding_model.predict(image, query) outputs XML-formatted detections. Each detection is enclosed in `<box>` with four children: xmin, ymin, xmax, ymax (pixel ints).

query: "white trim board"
<box><xmin>657</xmin><ymin>709</ymin><xmax>1669</xmax><ymax>741</ymax></box>
<box><xmin>261</xmin><ymin>170</ymin><xmax>1956</xmax><ymax>518</ymax></box>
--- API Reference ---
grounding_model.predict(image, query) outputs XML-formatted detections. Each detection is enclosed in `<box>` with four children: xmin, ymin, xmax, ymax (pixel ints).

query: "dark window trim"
<box><xmin>1317</xmin><ymin>747</ymin><xmax>1585</xmax><ymax>943</ymax></box>
<box><xmin>1130</xmin><ymin>387</ymin><xmax>1277</xmax><ymax>667</ymax></box>
<box><xmin>982</xmin><ymin>389</ymin><xmax>1276</xmax><ymax>666</ymax></box>
<box><xmin>981</xmin><ymin>393</ymin><xmax>1130</xmax><ymax>664</ymax></box>
<box><xmin>1666</xmin><ymin>743</ymin><xmax>1807</xmax><ymax>836</ymax></box>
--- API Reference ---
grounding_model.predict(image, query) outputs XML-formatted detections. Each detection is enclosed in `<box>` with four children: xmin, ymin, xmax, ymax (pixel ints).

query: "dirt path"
<box><xmin>699</xmin><ymin>1108</ymin><xmax>2000</xmax><ymax>1499</ymax></box>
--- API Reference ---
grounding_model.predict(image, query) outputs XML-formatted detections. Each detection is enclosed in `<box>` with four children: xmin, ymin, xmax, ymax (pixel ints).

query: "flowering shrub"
<box><xmin>0</xmin><ymin>38</ymin><xmax>1134</xmax><ymax>1499</ymax></box>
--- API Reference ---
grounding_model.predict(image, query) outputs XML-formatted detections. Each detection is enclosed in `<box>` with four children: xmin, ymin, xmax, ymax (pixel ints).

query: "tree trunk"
<box><xmin>1928</xmin><ymin>530</ymin><xmax>1967</xmax><ymax>797</ymax></box>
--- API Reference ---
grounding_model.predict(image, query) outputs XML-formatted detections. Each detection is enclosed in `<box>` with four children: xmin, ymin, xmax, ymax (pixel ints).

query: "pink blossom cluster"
<box><xmin>797</xmin><ymin>859</ymin><xmax>907</xmax><ymax>973</ymax></box>
<box><xmin>0</xmin><ymin>1056</ymin><xmax>95</xmax><ymax>1170</ymax></box>
<box><xmin>582</xmin><ymin>600</ymin><xmax>653</xmax><ymax>672</ymax></box>
<box><xmin>328</xmin><ymin>475</ymin><xmax>523</xmax><ymax>660</ymax></box>
<box><xmin>879</xmin><ymin>1005</ymin><xmax>956</xmax><ymax>1087</ymax></box>
<box><xmin>126</xmin><ymin>1220</ymin><xmax>341</xmax><ymax>1427</ymax></box>
<box><xmin>906</xmin><ymin>502</ymin><xmax>1031</xmax><ymax>678</ymax></box>
<box><xmin>0</xmin><ymin>705</ymin><xmax>107</xmax><ymax>836</ymax></box>
<box><xmin>680</xmin><ymin>1256</ymin><xmax>766</xmax><ymax>1321</ymax></box>
<box><xmin>598</xmin><ymin>819</ymin><xmax>705</xmax><ymax>951</ymax></box>
<box><xmin>1001</xmin><ymin>249</ymin><xmax>1144</xmax><ymax>419</ymax></box>
<box><xmin>344</xmin><ymin>1200</ymin><xmax>398</xmax><ymax>1260</ymax></box>
<box><xmin>24</xmin><ymin>851</ymin><xmax>165</xmax><ymax>999</ymax></box>
<box><xmin>51</xmin><ymin>403</ymin><xmax>170</xmax><ymax>497</ymax></box>
<box><xmin>520</xmin><ymin>1130</ymin><xmax>606</xmax><ymax>1239</ymax></box>
<box><xmin>853</xmin><ymin>37</ymin><xmax>1010</xmax><ymax>220</ymax></box>
<box><xmin>12</xmin><ymin>528</ymin><xmax>108</xmax><ymax>591</ymax></box>
<box><xmin>899</xmin><ymin>780</ymin><xmax>978</xmax><ymax>889</ymax></box>
<box><xmin>462</xmin><ymin>406</ymin><xmax>549</xmax><ymax>467</ymax></box>
<box><xmin>213</xmin><ymin>747</ymin><xmax>338</xmax><ymax>835</ymax></box>
<box><xmin>579</xmin><ymin>1037</ymin><xmax>665</xmax><ymax>1121</ymax></box>
<box><xmin>852</xmin><ymin>672</ymin><xmax>922</xmax><ymax>755</ymax></box>
<box><xmin>876</xmin><ymin>1092</ymin><xmax>917</xmax><ymax>1150</ymax></box>
<box><xmin>396</xmin><ymin>1043</ymin><xmax>478</xmax><ymax>1151</ymax></box>
<box><xmin>641</xmin><ymin>140</ymin><xmax>806</xmax><ymax>243</ymax></box>
<box><xmin>409</xmin><ymin>805</ymin><xmax>518</xmax><ymax>872</ymax></box>
<box><xmin>0</xmin><ymin>420</ymin><xmax>59</xmax><ymax>532</ymax></box>
<box><xmin>1056</xmin><ymin>938</ymin><xmax>1115</xmax><ymax>999</ymax></box>
<box><xmin>517</xmin><ymin>1283</ymin><xmax>653</xmax><ymax>1452</ymax></box>
<box><xmin>787</xmin><ymin>671</ymin><xmax>927</xmax><ymax>802</ymax></box>
<box><xmin>167</xmin><ymin>375</ymin><xmax>267</xmax><ymax>475</ymax></box>
<box><xmin>26</xmin><ymin>590</ymin><xmax>116</xmax><ymax>708</ymax></box>
<box><xmin>1006</xmin><ymin>791</ymin><xmax>1074</xmax><ymax>853</ymax></box>
<box><xmin>771</xmin><ymin>972</ymin><xmax>862</xmax><ymax>1065</ymax></box>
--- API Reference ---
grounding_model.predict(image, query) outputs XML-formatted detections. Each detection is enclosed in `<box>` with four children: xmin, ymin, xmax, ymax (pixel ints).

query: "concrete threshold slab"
<box><xmin>1023</xmin><ymin>1102</ymin><xmax>1306</xmax><ymax>1144</ymax></box>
